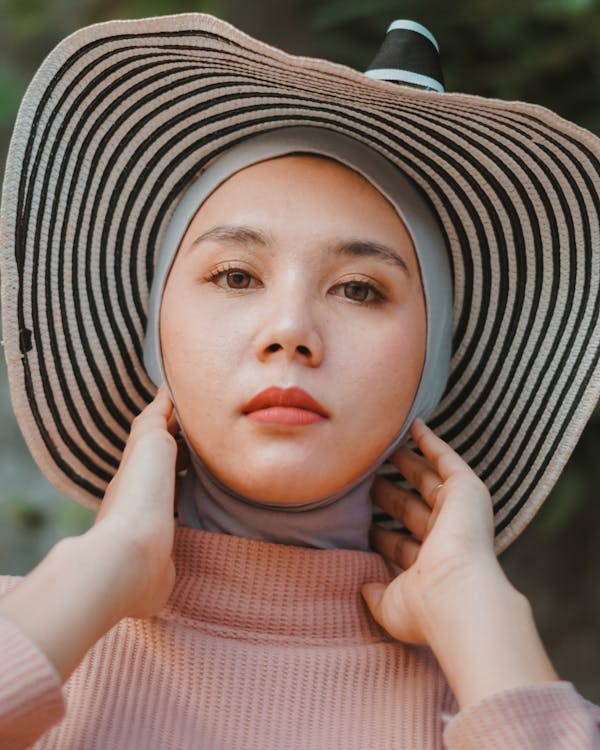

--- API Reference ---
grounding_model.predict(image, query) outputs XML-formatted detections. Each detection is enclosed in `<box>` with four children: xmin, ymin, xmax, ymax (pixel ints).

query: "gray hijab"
<box><xmin>143</xmin><ymin>127</ymin><xmax>453</xmax><ymax>550</ymax></box>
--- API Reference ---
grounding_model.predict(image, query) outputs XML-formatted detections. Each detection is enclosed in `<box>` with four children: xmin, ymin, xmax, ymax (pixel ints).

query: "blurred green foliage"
<box><xmin>539</xmin><ymin>406</ymin><xmax>600</xmax><ymax>534</ymax></box>
<box><xmin>0</xmin><ymin>67</ymin><xmax>24</xmax><ymax>124</ymax></box>
<box><xmin>0</xmin><ymin>493</ymin><xmax>46</xmax><ymax>530</ymax></box>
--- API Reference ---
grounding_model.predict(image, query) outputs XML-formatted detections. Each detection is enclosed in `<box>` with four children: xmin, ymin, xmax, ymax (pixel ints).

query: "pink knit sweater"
<box><xmin>0</xmin><ymin>527</ymin><xmax>598</xmax><ymax>749</ymax></box>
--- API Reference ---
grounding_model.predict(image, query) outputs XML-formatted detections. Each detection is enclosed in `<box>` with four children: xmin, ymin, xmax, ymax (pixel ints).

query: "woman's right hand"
<box><xmin>0</xmin><ymin>387</ymin><xmax>179</xmax><ymax>682</ymax></box>
<box><xmin>91</xmin><ymin>386</ymin><xmax>179</xmax><ymax>620</ymax></box>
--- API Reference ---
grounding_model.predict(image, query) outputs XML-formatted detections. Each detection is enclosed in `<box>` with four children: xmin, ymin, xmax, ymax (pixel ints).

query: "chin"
<box><xmin>231</xmin><ymin>475</ymin><xmax>334</xmax><ymax>505</ymax></box>
<box><xmin>198</xmin><ymin>435</ymin><xmax>385</xmax><ymax>504</ymax></box>
<box><xmin>216</xmin><ymin>460</ymin><xmax>369</xmax><ymax>505</ymax></box>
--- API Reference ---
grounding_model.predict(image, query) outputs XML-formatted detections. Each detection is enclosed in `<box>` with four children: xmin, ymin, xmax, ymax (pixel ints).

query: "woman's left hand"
<box><xmin>361</xmin><ymin>418</ymin><xmax>558</xmax><ymax>708</ymax></box>
<box><xmin>362</xmin><ymin>417</ymin><xmax>500</xmax><ymax>645</ymax></box>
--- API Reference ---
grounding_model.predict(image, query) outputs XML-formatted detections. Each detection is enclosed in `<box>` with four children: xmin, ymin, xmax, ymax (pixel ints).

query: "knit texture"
<box><xmin>0</xmin><ymin>527</ymin><xmax>598</xmax><ymax>749</ymax></box>
<box><xmin>444</xmin><ymin>682</ymin><xmax>600</xmax><ymax>749</ymax></box>
<box><xmin>0</xmin><ymin>618</ymin><xmax>64</xmax><ymax>749</ymax></box>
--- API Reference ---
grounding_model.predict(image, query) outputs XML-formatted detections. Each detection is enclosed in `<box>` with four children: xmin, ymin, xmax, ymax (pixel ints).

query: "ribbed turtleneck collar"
<box><xmin>162</xmin><ymin>527</ymin><xmax>394</xmax><ymax>643</ymax></box>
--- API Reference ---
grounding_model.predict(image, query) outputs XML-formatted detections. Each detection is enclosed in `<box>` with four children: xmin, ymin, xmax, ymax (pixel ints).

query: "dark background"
<box><xmin>0</xmin><ymin>0</ymin><xmax>598</xmax><ymax>701</ymax></box>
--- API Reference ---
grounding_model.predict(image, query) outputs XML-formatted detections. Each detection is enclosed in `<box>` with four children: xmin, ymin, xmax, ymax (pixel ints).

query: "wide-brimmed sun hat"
<box><xmin>1</xmin><ymin>14</ymin><xmax>598</xmax><ymax>552</ymax></box>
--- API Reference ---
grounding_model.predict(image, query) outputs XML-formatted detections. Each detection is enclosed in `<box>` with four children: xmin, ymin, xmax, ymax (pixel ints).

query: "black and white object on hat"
<box><xmin>365</xmin><ymin>20</ymin><xmax>445</xmax><ymax>92</ymax></box>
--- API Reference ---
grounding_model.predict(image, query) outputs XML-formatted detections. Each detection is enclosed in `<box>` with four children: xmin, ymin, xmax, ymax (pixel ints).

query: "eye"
<box><xmin>206</xmin><ymin>266</ymin><xmax>259</xmax><ymax>290</ymax></box>
<box><xmin>344</xmin><ymin>282</ymin><xmax>371</xmax><ymax>302</ymax></box>
<box><xmin>225</xmin><ymin>270</ymin><xmax>252</xmax><ymax>289</ymax></box>
<box><xmin>332</xmin><ymin>280</ymin><xmax>384</xmax><ymax>304</ymax></box>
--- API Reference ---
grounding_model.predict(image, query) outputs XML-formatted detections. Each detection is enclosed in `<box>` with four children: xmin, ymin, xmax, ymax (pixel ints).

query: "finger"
<box><xmin>97</xmin><ymin>422</ymin><xmax>177</xmax><ymax>526</ymax></box>
<box><xmin>165</xmin><ymin>400</ymin><xmax>180</xmax><ymax>436</ymax></box>
<box><xmin>386</xmin><ymin>448</ymin><xmax>441</xmax><ymax>508</ymax></box>
<box><xmin>166</xmin><ymin>411</ymin><xmax>179</xmax><ymax>435</ymax></box>
<box><xmin>409</xmin><ymin>418</ymin><xmax>469</xmax><ymax>482</ymax></box>
<box><xmin>147</xmin><ymin>385</ymin><xmax>174</xmax><ymax>418</ymax></box>
<box><xmin>360</xmin><ymin>582</ymin><xmax>388</xmax><ymax>628</ymax></box>
<box><xmin>175</xmin><ymin>437</ymin><xmax>190</xmax><ymax>474</ymax></box>
<box><xmin>114</xmin><ymin>428</ymin><xmax>177</xmax><ymax>512</ymax></box>
<box><xmin>369</xmin><ymin>525</ymin><xmax>420</xmax><ymax>569</ymax></box>
<box><xmin>371</xmin><ymin>476</ymin><xmax>431</xmax><ymax>540</ymax></box>
<box><xmin>128</xmin><ymin>388</ymin><xmax>174</xmax><ymax>439</ymax></box>
<box><xmin>117</xmin><ymin>390</ymin><xmax>177</xmax><ymax>488</ymax></box>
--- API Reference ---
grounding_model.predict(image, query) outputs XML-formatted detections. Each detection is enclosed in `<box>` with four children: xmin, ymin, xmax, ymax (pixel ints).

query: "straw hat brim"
<box><xmin>1</xmin><ymin>14</ymin><xmax>599</xmax><ymax>552</ymax></box>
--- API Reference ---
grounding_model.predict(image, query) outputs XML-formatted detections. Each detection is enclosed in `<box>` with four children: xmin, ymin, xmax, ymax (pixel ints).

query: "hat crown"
<box><xmin>365</xmin><ymin>20</ymin><xmax>445</xmax><ymax>93</ymax></box>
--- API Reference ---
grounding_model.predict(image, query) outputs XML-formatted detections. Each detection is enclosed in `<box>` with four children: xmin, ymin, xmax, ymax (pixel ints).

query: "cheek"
<box><xmin>160</xmin><ymin>294</ymin><xmax>260</xmax><ymax>459</ymax></box>
<box><xmin>162</xmin><ymin>279</ymin><xmax>227</xmax><ymax>366</ymax></box>
<box><xmin>342</xmin><ymin>316</ymin><xmax>425</xmax><ymax>437</ymax></box>
<box><xmin>164</xmin><ymin>323</ymin><xmax>233</xmax><ymax>401</ymax></box>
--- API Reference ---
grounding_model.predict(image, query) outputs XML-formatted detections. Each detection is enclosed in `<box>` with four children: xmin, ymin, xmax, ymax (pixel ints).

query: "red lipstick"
<box><xmin>242</xmin><ymin>387</ymin><xmax>329</xmax><ymax>425</ymax></box>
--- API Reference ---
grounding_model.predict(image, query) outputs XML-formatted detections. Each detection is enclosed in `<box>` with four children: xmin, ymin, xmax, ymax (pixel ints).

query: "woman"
<box><xmin>0</xmin><ymin>15</ymin><xmax>598</xmax><ymax>749</ymax></box>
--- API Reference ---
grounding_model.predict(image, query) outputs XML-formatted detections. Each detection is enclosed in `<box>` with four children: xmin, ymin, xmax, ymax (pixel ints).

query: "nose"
<box><xmin>253</xmin><ymin>292</ymin><xmax>324</xmax><ymax>367</ymax></box>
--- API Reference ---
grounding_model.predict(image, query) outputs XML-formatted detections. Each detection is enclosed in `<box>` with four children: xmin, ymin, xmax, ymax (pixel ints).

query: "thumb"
<box><xmin>361</xmin><ymin>582</ymin><xmax>387</xmax><ymax>627</ymax></box>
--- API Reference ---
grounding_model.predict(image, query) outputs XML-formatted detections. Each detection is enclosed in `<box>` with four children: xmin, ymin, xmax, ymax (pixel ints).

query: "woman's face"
<box><xmin>160</xmin><ymin>155</ymin><xmax>426</xmax><ymax>503</ymax></box>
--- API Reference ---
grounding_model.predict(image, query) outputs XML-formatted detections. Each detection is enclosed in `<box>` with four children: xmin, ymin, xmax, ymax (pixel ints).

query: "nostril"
<box><xmin>266</xmin><ymin>343</ymin><xmax>282</xmax><ymax>353</ymax></box>
<box><xmin>297</xmin><ymin>345</ymin><xmax>310</xmax><ymax>356</ymax></box>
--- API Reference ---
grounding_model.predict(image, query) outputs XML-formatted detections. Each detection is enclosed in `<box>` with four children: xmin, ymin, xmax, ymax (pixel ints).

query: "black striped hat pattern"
<box><xmin>1</xmin><ymin>14</ymin><xmax>599</xmax><ymax>551</ymax></box>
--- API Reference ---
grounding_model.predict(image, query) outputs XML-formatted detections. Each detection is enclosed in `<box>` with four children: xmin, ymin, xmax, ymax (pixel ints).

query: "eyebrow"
<box><xmin>190</xmin><ymin>224</ymin><xmax>410</xmax><ymax>274</ymax></box>
<box><xmin>190</xmin><ymin>225</ymin><xmax>271</xmax><ymax>250</ymax></box>
<box><xmin>334</xmin><ymin>240</ymin><xmax>410</xmax><ymax>274</ymax></box>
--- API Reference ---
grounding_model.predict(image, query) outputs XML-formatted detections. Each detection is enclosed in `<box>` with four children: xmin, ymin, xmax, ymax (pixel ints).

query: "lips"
<box><xmin>242</xmin><ymin>386</ymin><xmax>329</xmax><ymax>425</ymax></box>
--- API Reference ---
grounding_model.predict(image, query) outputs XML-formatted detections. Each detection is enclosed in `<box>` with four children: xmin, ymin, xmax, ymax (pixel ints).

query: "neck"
<box><xmin>176</xmin><ymin>450</ymin><xmax>375</xmax><ymax>550</ymax></box>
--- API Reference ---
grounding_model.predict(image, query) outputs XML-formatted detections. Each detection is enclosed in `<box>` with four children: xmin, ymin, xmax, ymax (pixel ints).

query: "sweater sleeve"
<box><xmin>0</xmin><ymin>615</ymin><xmax>65</xmax><ymax>750</ymax></box>
<box><xmin>443</xmin><ymin>681</ymin><xmax>600</xmax><ymax>749</ymax></box>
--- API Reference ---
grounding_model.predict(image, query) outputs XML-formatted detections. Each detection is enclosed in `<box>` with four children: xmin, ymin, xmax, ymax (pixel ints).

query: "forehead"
<box><xmin>176</xmin><ymin>154</ymin><xmax>419</xmax><ymax>273</ymax></box>
<box><xmin>204</xmin><ymin>152</ymin><xmax>382</xmax><ymax>195</ymax></box>
<box><xmin>182</xmin><ymin>154</ymin><xmax>415</xmax><ymax>243</ymax></box>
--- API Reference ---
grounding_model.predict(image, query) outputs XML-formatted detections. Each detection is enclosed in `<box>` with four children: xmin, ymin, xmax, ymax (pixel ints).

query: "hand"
<box><xmin>361</xmin><ymin>417</ymin><xmax>502</xmax><ymax>646</ymax></box>
<box><xmin>0</xmin><ymin>387</ymin><xmax>181</xmax><ymax>683</ymax></box>
<box><xmin>361</xmin><ymin>419</ymin><xmax>559</xmax><ymax>708</ymax></box>
<box><xmin>91</xmin><ymin>386</ymin><xmax>179</xmax><ymax>620</ymax></box>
